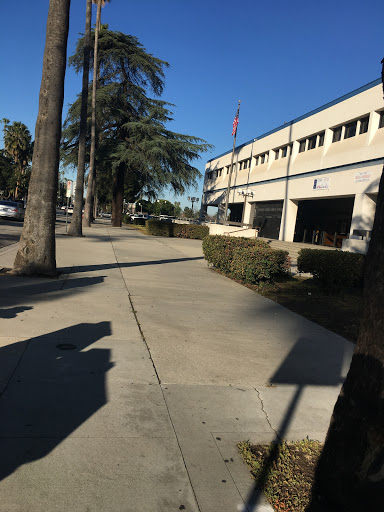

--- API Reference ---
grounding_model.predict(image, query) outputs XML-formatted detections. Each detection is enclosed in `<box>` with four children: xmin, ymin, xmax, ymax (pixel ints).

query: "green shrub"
<box><xmin>122</xmin><ymin>214</ymin><xmax>131</xmax><ymax>224</ymax></box>
<box><xmin>146</xmin><ymin>219</ymin><xmax>174</xmax><ymax>236</ymax></box>
<box><xmin>133</xmin><ymin>217</ymin><xmax>146</xmax><ymax>225</ymax></box>
<box><xmin>202</xmin><ymin>235</ymin><xmax>271</xmax><ymax>273</ymax></box>
<box><xmin>173</xmin><ymin>224</ymin><xmax>209</xmax><ymax>239</ymax></box>
<box><xmin>230</xmin><ymin>246</ymin><xmax>289</xmax><ymax>284</ymax></box>
<box><xmin>297</xmin><ymin>248</ymin><xmax>365</xmax><ymax>291</ymax></box>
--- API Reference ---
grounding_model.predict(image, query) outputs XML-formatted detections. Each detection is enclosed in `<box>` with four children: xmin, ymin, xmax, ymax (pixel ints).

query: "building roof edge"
<box><xmin>207</xmin><ymin>77</ymin><xmax>382</xmax><ymax>165</ymax></box>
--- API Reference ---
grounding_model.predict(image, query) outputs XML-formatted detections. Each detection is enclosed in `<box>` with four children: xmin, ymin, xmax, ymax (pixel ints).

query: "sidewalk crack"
<box><xmin>254</xmin><ymin>387</ymin><xmax>280</xmax><ymax>440</ymax></box>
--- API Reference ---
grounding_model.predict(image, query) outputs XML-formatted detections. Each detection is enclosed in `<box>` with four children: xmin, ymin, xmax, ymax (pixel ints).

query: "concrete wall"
<box><xmin>342</xmin><ymin>239</ymin><xmax>369</xmax><ymax>254</ymax></box>
<box><xmin>205</xmin><ymin>224</ymin><xmax>258</xmax><ymax>237</ymax></box>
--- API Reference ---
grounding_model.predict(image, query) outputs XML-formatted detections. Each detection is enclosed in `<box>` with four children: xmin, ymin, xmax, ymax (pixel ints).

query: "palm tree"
<box><xmin>83</xmin><ymin>0</ymin><xmax>110</xmax><ymax>227</ymax></box>
<box><xmin>67</xmin><ymin>0</ymin><xmax>92</xmax><ymax>237</ymax></box>
<box><xmin>2</xmin><ymin>119</ymin><xmax>33</xmax><ymax>199</ymax></box>
<box><xmin>12</xmin><ymin>0</ymin><xmax>71</xmax><ymax>276</ymax></box>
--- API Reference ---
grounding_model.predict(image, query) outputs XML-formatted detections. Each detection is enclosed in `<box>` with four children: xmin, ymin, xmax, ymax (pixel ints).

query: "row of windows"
<box><xmin>299</xmin><ymin>132</ymin><xmax>325</xmax><ymax>153</ymax></box>
<box><xmin>378</xmin><ymin>110</ymin><xmax>384</xmax><ymax>128</ymax></box>
<box><xmin>206</xmin><ymin>111</ymin><xmax>384</xmax><ymax>180</ymax></box>
<box><xmin>255</xmin><ymin>153</ymin><xmax>268</xmax><ymax>166</ymax></box>
<box><xmin>275</xmin><ymin>144</ymin><xmax>292</xmax><ymax>160</ymax></box>
<box><xmin>332</xmin><ymin>114</ymin><xmax>370</xmax><ymax>143</ymax></box>
<box><xmin>239</xmin><ymin>158</ymin><xmax>251</xmax><ymax>170</ymax></box>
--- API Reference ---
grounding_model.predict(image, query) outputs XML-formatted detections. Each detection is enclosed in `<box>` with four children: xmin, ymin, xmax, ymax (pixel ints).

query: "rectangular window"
<box><xmin>344</xmin><ymin>121</ymin><xmax>357</xmax><ymax>139</ymax></box>
<box><xmin>239</xmin><ymin>162</ymin><xmax>243</xmax><ymax>170</ymax></box>
<box><xmin>318</xmin><ymin>132</ymin><xmax>325</xmax><ymax>146</ymax></box>
<box><xmin>254</xmin><ymin>157</ymin><xmax>259</xmax><ymax>166</ymax></box>
<box><xmin>332</xmin><ymin>126</ymin><xmax>342</xmax><ymax>142</ymax></box>
<box><xmin>359</xmin><ymin>116</ymin><xmax>369</xmax><ymax>134</ymax></box>
<box><xmin>299</xmin><ymin>140</ymin><xmax>306</xmax><ymax>153</ymax></box>
<box><xmin>260</xmin><ymin>154</ymin><xmax>265</xmax><ymax>164</ymax></box>
<box><xmin>226</xmin><ymin>166</ymin><xmax>230</xmax><ymax>174</ymax></box>
<box><xmin>379</xmin><ymin>111</ymin><xmax>384</xmax><ymax>129</ymax></box>
<box><xmin>308</xmin><ymin>136</ymin><xmax>317</xmax><ymax>150</ymax></box>
<box><xmin>281</xmin><ymin>146</ymin><xmax>287</xmax><ymax>158</ymax></box>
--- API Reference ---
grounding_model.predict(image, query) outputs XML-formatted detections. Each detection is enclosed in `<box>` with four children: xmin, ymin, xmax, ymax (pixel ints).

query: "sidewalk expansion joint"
<box><xmin>254</xmin><ymin>387</ymin><xmax>280</xmax><ymax>440</ymax></box>
<box><xmin>211</xmin><ymin>432</ymin><xmax>251</xmax><ymax>512</ymax></box>
<box><xmin>108</xmin><ymin>228</ymin><xmax>202</xmax><ymax>512</ymax></box>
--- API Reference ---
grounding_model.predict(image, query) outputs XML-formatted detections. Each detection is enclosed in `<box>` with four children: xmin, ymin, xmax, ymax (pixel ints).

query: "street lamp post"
<box><xmin>187</xmin><ymin>196</ymin><xmax>199</xmax><ymax>217</ymax></box>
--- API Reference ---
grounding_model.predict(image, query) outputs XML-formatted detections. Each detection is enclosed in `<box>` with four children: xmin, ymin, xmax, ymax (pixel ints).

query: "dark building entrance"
<box><xmin>294</xmin><ymin>197</ymin><xmax>354</xmax><ymax>247</ymax></box>
<box><xmin>228</xmin><ymin>203</ymin><xmax>244</xmax><ymax>223</ymax></box>
<box><xmin>252</xmin><ymin>200</ymin><xmax>284</xmax><ymax>239</ymax></box>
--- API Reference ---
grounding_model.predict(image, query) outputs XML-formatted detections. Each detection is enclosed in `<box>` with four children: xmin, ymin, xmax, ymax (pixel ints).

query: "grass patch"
<box><xmin>238</xmin><ymin>439</ymin><xmax>323</xmax><ymax>512</ymax></box>
<box><xmin>123</xmin><ymin>224</ymin><xmax>147</xmax><ymax>235</ymax></box>
<box><xmin>209</xmin><ymin>267</ymin><xmax>362</xmax><ymax>343</ymax></box>
<box><xmin>258</xmin><ymin>276</ymin><xmax>362</xmax><ymax>343</ymax></box>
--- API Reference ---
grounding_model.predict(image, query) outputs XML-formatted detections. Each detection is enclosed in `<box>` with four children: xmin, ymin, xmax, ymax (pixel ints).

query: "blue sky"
<box><xmin>1</xmin><ymin>0</ymin><xmax>383</xmax><ymax>209</ymax></box>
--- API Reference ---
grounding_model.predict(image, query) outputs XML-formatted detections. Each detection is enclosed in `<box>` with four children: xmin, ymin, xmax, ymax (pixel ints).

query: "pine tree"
<box><xmin>62</xmin><ymin>27</ymin><xmax>212</xmax><ymax>227</ymax></box>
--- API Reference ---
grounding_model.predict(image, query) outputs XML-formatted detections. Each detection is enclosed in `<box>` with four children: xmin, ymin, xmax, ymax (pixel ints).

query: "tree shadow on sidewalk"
<box><xmin>243</xmin><ymin>335</ymin><xmax>350</xmax><ymax>511</ymax></box>
<box><xmin>0</xmin><ymin>275</ymin><xmax>106</xmax><ymax>310</ymax></box>
<box><xmin>59</xmin><ymin>256</ymin><xmax>205</xmax><ymax>275</ymax></box>
<box><xmin>0</xmin><ymin>321</ymin><xmax>112</xmax><ymax>482</ymax></box>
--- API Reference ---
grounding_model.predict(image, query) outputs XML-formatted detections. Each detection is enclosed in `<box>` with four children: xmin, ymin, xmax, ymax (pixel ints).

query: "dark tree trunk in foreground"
<box><xmin>83</xmin><ymin>0</ymin><xmax>101</xmax><ymax>227</ymax></box>
<box><xmin>12</xmin><ymin>0</ymin><xmax>71</xmax><ymax>276</ymax></box>
<box><xmin>307</xmin><ymin>62</ymin><xmax>384</xmax><ymax>511</ymax></box>
<box><xmin>68</xmin><ymin>0</ymin><xmax>92</xmax><ymax>236</ymax></box>
<box><xmin>112</xmin><ymin>165</ymin><xmax>124</xmax><ymax>227</ymax></box>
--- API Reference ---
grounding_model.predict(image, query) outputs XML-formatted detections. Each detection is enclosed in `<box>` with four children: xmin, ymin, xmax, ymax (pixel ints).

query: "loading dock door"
<box><xmin>253</xmin><ymin>201</ymin><xmax>283</xmax><ymax>239</ymax></box>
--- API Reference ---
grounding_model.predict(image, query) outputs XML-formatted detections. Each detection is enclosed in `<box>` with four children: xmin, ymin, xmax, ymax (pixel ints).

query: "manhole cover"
<box><xmin>56</xmin><ymin>343</ymin><xmax>77</xmax><ymax>351</ymax></box>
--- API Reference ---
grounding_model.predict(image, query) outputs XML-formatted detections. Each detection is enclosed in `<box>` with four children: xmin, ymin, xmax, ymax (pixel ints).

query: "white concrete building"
<box><xmin>202</xmin><ymin>78</ymin><xmax>384</xmax><ymax>252</ymax></box>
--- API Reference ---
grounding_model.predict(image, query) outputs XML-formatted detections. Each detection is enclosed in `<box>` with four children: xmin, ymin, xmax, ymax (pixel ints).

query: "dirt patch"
<box><xmin>239</xmin><ymin>439</ymin><xmax>323</xmax><ymax>512</ymax></box>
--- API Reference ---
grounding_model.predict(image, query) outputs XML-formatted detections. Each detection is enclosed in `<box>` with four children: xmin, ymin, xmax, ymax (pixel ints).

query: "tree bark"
<box><xmin>112</xmin><ymin>165</ymin><xmax>124</xmax><ymax>227</ymax></box>
<box><xmin>83</xmin><ymin>0</ymin><xmax>101</xmax><ymax>228</ymax></box>
<box><xmin>12</xmin><ymin>0</ymin><xmax>71</xmax><ymax>276</ymax></box>
<box><xmin>307</xmin><ymin>65</ymin><xmax>384</xmax><ymax>511</ymax></box>
<box><xmin>68</xmin><ymin>0</ymin><xmax>92</xmax><ymax>237</ymax></box>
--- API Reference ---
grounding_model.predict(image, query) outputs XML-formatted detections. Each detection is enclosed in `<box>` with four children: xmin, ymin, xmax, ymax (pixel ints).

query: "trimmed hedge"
<box><xmin>145</xmin><ymin>220</ymin><xmax>209</xmax><ymax>239</ymax></box>
<box><xmin>297</xmin><ymin>248</ymin><xmax>365</xmax><ymax>291</ymax></box>
<box><xmin>146</xmin><ymin>219</ymin><xmax>173</xmax><ymax>236</ymax></box>
<box><xmin>230</xmin><ymin>246</ymin><xmax>290</xmax><ymax>284</ymax></box>
<box><xmin>133</xmin><ymin>217</ymin><xmax>146</xmax><ymax>225</ymax></box>
<box><xmin>202</xmin><ymin>235</ymin><xmax>271</xmax><ymax>274</ymax></box>
<box><xmin>173</xmin><ymin>224</ymin><xmax>209</xmax><ymax>239</ymax></box>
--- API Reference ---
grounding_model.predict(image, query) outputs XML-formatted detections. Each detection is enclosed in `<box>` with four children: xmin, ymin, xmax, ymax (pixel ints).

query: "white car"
<box><xmin>131</xmin><ymin>214</ymin><xmax>148</xmax><ymax>223</ymax></box>
<box><xmin>0</xmin><ymin>200</ymin><xmax>25</xmax><ymax>221</ymax></box>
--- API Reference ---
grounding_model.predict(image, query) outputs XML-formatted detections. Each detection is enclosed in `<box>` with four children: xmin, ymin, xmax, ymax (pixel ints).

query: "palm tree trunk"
<box><xmin>12</xmin><ymin>0</ymin><xmax>70</xmax><ymax>276</ymax></box>
<box><xmin>83</xmin><ymin>0</ymin><xmax>101</xmax><ymax>227</ymax></box>
<box><xmin>68</xmin><ymin>0</ymin><xmax>92</xmax><ymax>236</ymax></box>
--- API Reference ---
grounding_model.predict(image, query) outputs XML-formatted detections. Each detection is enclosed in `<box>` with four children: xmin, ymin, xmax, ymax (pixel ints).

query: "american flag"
<box><xmin>231</xmin><ymin>101</ymin><xmax>240</xmax><ymax>136</ymax></box>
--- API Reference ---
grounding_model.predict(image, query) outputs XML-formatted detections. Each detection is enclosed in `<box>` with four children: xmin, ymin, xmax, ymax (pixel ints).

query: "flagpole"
<box><xmin>223</xmin><ymin>100</ymin><xmax>241</xmax><ymax>224</ymax></box>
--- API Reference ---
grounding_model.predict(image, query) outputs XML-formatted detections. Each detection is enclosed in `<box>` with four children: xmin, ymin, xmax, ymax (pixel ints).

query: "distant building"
<box><xmin>201</xmin><ymin>78</ymin><xmax>384</xmax><ymax>252</ymax></box>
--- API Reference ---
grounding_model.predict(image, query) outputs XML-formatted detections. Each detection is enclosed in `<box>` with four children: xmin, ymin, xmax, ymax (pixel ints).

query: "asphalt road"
<box><xmin>0</xmin><ymin>211</ymin><xmax>70</xmax><ymax>250</ymax></box>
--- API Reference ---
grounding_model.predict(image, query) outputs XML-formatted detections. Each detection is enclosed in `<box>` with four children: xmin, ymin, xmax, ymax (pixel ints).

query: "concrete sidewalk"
<box><xmin>0</xmin><ymin>223</ymin><xmax>354</xmax><ymax>512</ymax></box>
